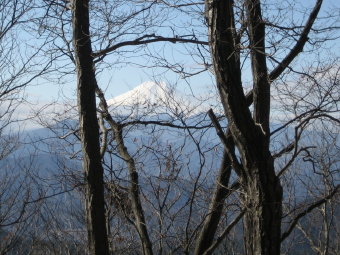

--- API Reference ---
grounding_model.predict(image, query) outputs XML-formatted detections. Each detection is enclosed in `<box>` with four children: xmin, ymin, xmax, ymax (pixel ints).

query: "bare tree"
<box><xmin>201</xmin><ymin>0</ymin><xmax>339</xmax><ymax>254</ymax></box>
<box><xmin>36</xmin><ymin>0</ymin><xmax>209</xmax><ymax>254</ymax></box>
<box><xmin>71</xmin><ymin>1</ymin><xmax>110</xmax><ymax>254</ymax></box>
<box><xmin>30</xmin><ymin>0</ymin><xmax>339</xmax><ymax>254</ymax></box>
<box><xmin>0</xmin><ymin>0</ymin><xmax>53</xmax><ymax>254</ymax></box>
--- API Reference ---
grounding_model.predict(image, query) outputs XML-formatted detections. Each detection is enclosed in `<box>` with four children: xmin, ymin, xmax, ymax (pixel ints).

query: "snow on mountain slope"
<box><xmin>107</xmin><ymin>81</ymin><xmax>169</xmax><ymax>106</ymax></box>
<box><xmin>107</xmin><ymin>81</ymin><xmax>220</xmax><ymax>117</ymax></box>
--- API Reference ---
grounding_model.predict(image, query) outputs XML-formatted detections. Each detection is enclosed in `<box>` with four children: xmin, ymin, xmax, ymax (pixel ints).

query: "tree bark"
<box><xmin>205</xmin><ymin>0</ymin><xmax>283</xmax><ymax>254</ymax></box>
<box><xmin>242</xmin><ymin>161</ymin><xmax>282</xmax><ymax>255</ymax></box>
<box><xmin>72</xmin><ymin>1</ymin><xmax>110</xmax><ymax>254</ymax></box>
<box><xmin>243</xmin><ymin>1</ymin><xmax>282</xmax><ymax>254</ymax></box>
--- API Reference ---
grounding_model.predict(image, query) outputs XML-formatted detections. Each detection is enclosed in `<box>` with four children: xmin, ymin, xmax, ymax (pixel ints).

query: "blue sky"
<box><xmin>25</xmin><ymin>0</ymin><xmax>339</xmax><ymax>105</ymax></box>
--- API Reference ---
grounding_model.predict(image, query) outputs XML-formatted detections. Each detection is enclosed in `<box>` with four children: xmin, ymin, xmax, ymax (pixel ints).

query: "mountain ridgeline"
<box><xmin>1</xmin><ymin>81</ymin><xmax>339</xmax><ymax>254</ymax></box>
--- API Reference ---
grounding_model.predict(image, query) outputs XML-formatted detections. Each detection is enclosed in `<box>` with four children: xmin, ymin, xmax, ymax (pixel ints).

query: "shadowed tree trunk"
<box><xmin>72</xmin><ymin>0</ymin><xmax>110</xmax><ymax>254</ymax></box>
<box><xmin>242</xmin><ymin>1</ymin><xmax>282</xmax><ymax>254</ymax></box>
<box><xmin>205</xmin><ymin>0</ymin><xmax>282</xmax><ymax>254</ymax></box>
<box><xmin>196</xmin><ymin>0</ymin><xmax>324</xmax><ymax>253</ymax></box>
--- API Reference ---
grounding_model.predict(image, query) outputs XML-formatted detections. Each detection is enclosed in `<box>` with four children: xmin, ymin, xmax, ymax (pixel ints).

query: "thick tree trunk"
<box><xmin>72</xmin><ymin>1</ymin><xmax>110</xmax><ymax>254</ymax></box>
<box><xmin>205</xmin><ymin>0</ymin><xmax>283</xmax><ymax>254</ymax></box>
<box><xmin>242</xmin><ymin>1</ymin><xmax>283</xmax><ymax>253</ymax></box>
<box><xmin>242</xmin><ymin>159</ymin><xmax>282</xmax><ymax>255</ymax></box>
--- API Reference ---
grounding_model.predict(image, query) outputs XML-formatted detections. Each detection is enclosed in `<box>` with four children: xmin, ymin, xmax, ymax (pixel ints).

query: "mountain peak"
<box><xmin>107</xmin><ymin>81</ymin><xmax>170</xmax><ymax>107</ymax></box>
<box><xmin>106</xmin><ymin>81</ymin><xmax>220</xmax><ymax>117</ymax></box>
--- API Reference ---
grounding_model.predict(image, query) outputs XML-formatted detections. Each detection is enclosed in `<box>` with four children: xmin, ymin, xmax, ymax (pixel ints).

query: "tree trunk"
<box><xmin>72</xmin><ymin>1</ymin><xmax>110</xmax><ymax>254</ymax></box>
<box><xmin>113</xmin><ymin>125</ymin><xmax>154</xmax><ymax>255</ymax></box>
<box><xmin>194</xmin><ymin>152</ymin><xmax>232</xmax><ymax>254</ymax></box>
<box><xmin>242</xmin><ymin>158</ymin><xmax>282</xmax><ymax>255</ymax></box>
<box><xmin>95</xmin><ymin>88</ymin><xmax>154</xmax><ymax>255</ymax></box>
<box><xmin>242</xmin><ymin>1</ymin><xmax>283</xmax><ymax>253</ymax></box>
<box><xmin>205</xmin><ymin>0</ymin><xmax>283</xmax><ymax>254</ymax></box>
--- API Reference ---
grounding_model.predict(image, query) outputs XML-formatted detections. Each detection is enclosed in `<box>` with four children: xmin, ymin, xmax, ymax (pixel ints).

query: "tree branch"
<box><xmin>244</xmin><ymin>0</ymin><xmax>323</xmax><ymax>105</ymax></box>
<box><xmin>208</xmin><ymin>109</ymin><xmax>243</xmax><ymax>176</ymax></box>
<box><xmin>203</xmin><ymin>210</ymin><xmax>246</xmax><ymax>255</ymax></box>
<box><xmin>93</xmin><ymin>34</ymin><xmax>208</xmax><ymax>60</ymax></box>
<box><xmin>269</xmin><ymin>0</ymin><xmax>323</xmax><ymax>81</ymax></box>
<box><xmin>281</xmin><ymin>184</ymin><xmax>340</xmax><ymax>242</ymax></box>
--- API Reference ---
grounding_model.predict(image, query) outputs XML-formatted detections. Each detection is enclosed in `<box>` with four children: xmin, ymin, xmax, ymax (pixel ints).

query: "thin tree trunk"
<box><xmin>194</xmin><ymin>151</ymin><xmax>232</xmax><ymax>254</ymax></box>
<box><xmin>96</xmin><ymin>89</ymin><xmax>154</xmax><ymax>255</ymax></box>
<box><xmin>72</xmin><ymin>1</ymin><xmax>110</xmax><ymax>254</ymax></box>
<box><xmin>112</xmin><ymin>124</ymin><xmax>154</xmax><ymax>255</ymax></box>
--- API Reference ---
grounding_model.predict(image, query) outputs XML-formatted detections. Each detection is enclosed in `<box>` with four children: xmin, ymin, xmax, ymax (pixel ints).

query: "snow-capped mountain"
<box><xmin>106</xmin><ymin>81</ymin><xmax>220</xmax><ymax>117</ymax></box>
<box><xmin>107</xmin><ymin>81</ymin><xmax>170</xmax><ymax>107</ymax></box>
